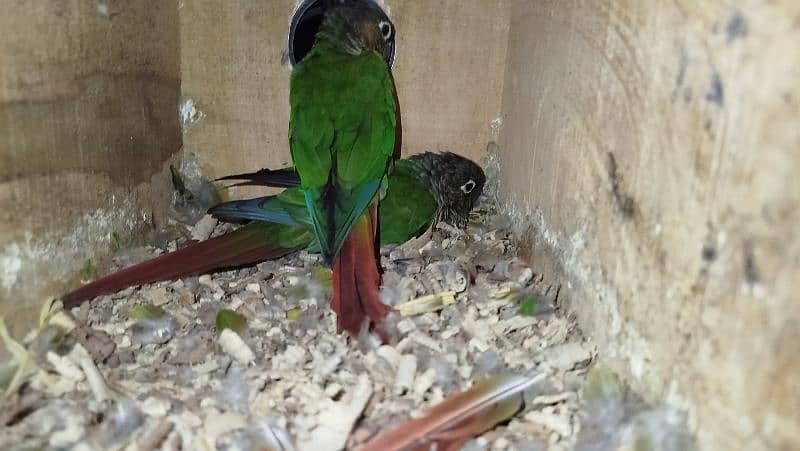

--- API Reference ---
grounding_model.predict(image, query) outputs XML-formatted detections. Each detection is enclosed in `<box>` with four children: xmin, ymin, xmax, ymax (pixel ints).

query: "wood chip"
<box><xmin>218</xmin><ymin>329</ymin><xmax>255</xmax><ymax>365</ymax></box>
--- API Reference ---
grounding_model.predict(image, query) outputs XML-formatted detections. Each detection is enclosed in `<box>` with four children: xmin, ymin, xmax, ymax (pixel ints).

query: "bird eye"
<box><xmin>460</xmin><ymin>179</ymin><xmax>476</xmax><ymax>194</ymax></box>
<box><xmin>378</xmin><ymin>21</ymin><xmax>392</xmax><ymax>40</ymax></box>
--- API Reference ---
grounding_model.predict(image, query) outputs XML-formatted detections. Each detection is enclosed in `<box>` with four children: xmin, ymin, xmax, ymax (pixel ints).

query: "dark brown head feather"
<box><xmin>407</xmin><ymin>152</ymin><xmax>486</xmax><ymax>228</ymax></box>
<box><xmin>316</xmin><ymin>0</ymin><xmax>394</xmax><ymax>61</ymax></box>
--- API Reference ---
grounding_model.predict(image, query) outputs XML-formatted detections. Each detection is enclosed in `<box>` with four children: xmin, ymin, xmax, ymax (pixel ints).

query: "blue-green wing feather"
<box><xmin>209</xmin><ymin>188</ymin><xmax>310</xmax><ymax>227</ymax></box>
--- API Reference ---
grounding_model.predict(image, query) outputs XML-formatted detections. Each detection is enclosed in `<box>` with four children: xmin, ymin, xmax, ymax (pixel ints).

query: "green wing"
<box><xmin>289</xmin><ymin>44</ymin><xmax>397</xmax><ymax>260</ymax></box>
<box><xmin>212</xmin><ymin>160</ymin><xmax>436</xmax><ymax>252</ymax></box>
<box><xmin>378</xmin><ymin>159</ymin><xmax>437</xmax><ymax>245</ymax></box>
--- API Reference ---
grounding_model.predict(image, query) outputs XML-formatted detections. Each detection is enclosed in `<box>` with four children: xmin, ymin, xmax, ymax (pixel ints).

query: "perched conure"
<box><xmin>61</xmin><ymin>153</ymin><xmax>486</xmax><ymax>308</ymax></box>
<box><xmin>288</xmin><ymin>1</ymin><xmax>397</xmax><ymax>336</ymax></box>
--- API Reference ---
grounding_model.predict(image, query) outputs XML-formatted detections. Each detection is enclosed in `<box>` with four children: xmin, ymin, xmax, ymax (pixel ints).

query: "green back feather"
<box><xmin>377</xmin><ymin>159</ymin><xmax>438</xmax><ymax>244</ymax></box>
<box><xmin>289</xmin><ymin>43</ymin><xmax>396</xmax><ymax>260</ymax></box>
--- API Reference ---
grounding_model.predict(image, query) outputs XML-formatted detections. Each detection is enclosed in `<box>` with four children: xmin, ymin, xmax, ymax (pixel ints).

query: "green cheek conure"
<box><xmin>61</xmin><ymin>153</ymin><xmax>486</xmax><ymax>310</ymax></box>
<box><xmin>287</xmin><ymin>1</ymin><xmax>398</xmax><ymax>337</ymax></box>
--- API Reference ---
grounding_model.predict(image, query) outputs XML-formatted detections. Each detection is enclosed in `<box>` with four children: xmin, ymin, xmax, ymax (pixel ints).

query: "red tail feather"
<box><xmin>331</xmin><ymin>204</ymin><xmax>390</xmax><ymax>337</ymax></box>
<box><xmin>62</xmin><ymin>224</ymin><xmax>302</xmax><ymax>309</ymax></box>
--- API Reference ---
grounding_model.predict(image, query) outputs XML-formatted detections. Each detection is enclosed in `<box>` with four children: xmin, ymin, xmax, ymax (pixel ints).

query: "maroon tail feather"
<box><xmin>331</xmin><ymin>205</ymin><xmax>390</xmax><ymax>338</ymax></box>
<box><xmin>62</xmin><ymin>224</ymin><xmax>301</xmax><ymax>309</ymax></box>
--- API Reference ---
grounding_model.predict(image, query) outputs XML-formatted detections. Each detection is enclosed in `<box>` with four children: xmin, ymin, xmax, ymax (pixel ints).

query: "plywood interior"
<box><xmin>180</xmin><ymin>0</ymin><xmax>510</xmax><ymax>181</ymax></box>
<box><xmin>0</xmin><ymin>0</ymin><xmax>510</xmax><ymax>332</ymax></box>
<box><xmin>1</xmin><ymin>1</ymin><xmax>798</xmax><ymax>449</ymax></box>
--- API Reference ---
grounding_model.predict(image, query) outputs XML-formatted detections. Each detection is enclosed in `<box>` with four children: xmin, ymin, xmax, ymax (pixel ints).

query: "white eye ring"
<box><xmin>378</xmin><ymin>21</ymin><xmax>392</xmax><ymax>40</ymax></box>
<box><xmin>460</xmin><ymin>179</ymin><xmax>476</xmax><ymax>194</ymax></box>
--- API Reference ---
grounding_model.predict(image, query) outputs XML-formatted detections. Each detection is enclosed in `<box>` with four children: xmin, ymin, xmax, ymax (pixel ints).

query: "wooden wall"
<box><xmin>498</xmin><ymin>1</ymin><xmax>800</xmax><ymax>449</ymax></box>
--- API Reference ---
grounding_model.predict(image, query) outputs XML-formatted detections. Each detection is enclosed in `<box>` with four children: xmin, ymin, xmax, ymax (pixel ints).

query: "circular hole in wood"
<box><xmin>288</xmin><ymin>0</ymin><xmax>396</xmax><ymax>67</ymax></box>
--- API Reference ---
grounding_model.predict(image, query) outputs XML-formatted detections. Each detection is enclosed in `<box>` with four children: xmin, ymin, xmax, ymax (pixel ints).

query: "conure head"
<box><xmin>316</xmin><ymin>0</ymin><xmax>394</xmax><ymax>62</ymax></box>
<box><xmin>410</xmin><ymin>152</ymin><xmax>487</xmax><ymax>229</ymax></box>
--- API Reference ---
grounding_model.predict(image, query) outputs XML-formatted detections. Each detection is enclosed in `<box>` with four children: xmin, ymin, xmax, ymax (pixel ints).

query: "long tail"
<box><xmin>62</xmin><ymin>223</ymin><xmax>306</xmax><ymax>309</ymax></box>
<box><xmin>331</xmin><ymin>204</ymin><xmax>390</xmax><ymax>337</ymax></box>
